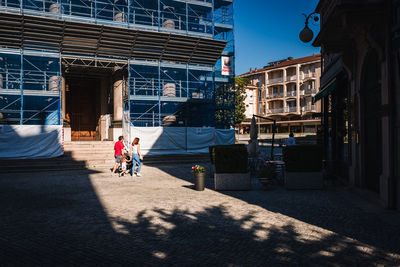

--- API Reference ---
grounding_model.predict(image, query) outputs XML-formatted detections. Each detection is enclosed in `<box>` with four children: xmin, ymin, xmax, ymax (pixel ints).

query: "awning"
<box><xmin>313</xmin><ymin>77</ymin><xmax>337</xmax><ymax>103</ymax></box>
<box><xmin>313</xmin><ymin>56</ymin><xmax>344</xmax><ymax>103</ymax></box>
<box><xmin>0</xmin><ymin>12</ymin><xmax>227</xmax><ymax>66</ymax></box>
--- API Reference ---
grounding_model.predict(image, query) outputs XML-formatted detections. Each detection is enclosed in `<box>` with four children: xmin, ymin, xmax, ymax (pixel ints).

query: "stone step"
<box><xmin>64</xmin><ymin>141</ymin><xmax>114</xmax><ymax>145</ymax></box>
<box><xmin>64</xmin><ymin>147</ymin><xmax>114</xmax><ymax>153</ymax></box>
<box><xmin>66</xmin><ymin>153</ymin><xmax>115</xmax><ymax>159</ymax></box>
<box><xmin>0</xmin><ymin>153</ymin><xmax>210</xmax><ymax>173</ymax></box>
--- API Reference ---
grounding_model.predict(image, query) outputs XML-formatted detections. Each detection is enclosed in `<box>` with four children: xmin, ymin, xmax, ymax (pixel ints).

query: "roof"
<box><xmin>239</xmin><ymin>54</ymin><xmax>321</xmax><ymax>77</ymax></box>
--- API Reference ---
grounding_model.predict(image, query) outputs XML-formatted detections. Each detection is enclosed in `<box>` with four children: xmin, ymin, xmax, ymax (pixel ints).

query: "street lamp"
<box><xmin>299</xmin><ymin>12</ymin><xmax>319</xmax><ymax>43</ymax></box>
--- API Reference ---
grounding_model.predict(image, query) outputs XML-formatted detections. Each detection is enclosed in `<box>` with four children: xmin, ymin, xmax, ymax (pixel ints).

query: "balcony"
<box><xmin>267</xmin><ymin>108</ymin><xmax>284</xmax><ymax>114</ymax></box>
<box><xmin>302</xmin><ymin>105</ymin><xmax>316</xmax><ymax>112</ymax></box>
<box><xmin>300</xmin><ymin>89</ymin><xmax>316</xmax><ymax>96</ymax></box>
<box><xmin>267</xmin><ymin>77</ymin><xmax>284</xmax><ymax>85</ymax></box>
<box><xmin>305</xmin><ymin>89</ymin><xmax>317</xmax><ymax>95</ymax></box>
<box><xmin>302</xmin><ymin>72</ymin><xmax>316</xmax><ymax>80</ymax></box>
<box><xmin>286</xmin><ymin>90</ymin><xmax>297</xmax><ymax>97</ymax></box>
<box><xmin>286</xmin><ymin>75</ymin><xmax>297</xmax><ymax>82</ymax></box>
<box><xmin>267</xmin><ymin>92</ymin><xmax>284</xmax><ymax>99</ymax></box>
<box><xmin>285</xmin><ymin>106</ymin><xmax>297</xmax><ymax>113</ymax></box>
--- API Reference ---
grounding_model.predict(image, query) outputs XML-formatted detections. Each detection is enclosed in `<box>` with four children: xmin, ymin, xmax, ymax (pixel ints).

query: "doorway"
<box><xmin>66</xmin><ymin>78</ymin><xmax>101</xmax><ymax>141</ymax></box>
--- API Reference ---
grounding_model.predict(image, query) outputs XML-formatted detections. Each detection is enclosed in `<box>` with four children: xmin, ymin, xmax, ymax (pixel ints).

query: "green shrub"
<box><xmin>283</xmin><ymin>145</ymin><xmax>323</xmax><ymax>172</ymax></box>
<box><xmin>209</xmin><ymin>145</ymin><xmax>216</xmax><ymax>165</ymax></box>
<box><xmin>211</xmin><ymin>144</ymin><xmax>248</xmax><ymax>173</ymax></box>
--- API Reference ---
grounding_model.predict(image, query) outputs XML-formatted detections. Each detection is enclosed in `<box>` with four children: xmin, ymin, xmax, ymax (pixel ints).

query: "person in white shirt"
<box><xmin>118</xmin><ymin>155</ymin><xmax>131</xmax><ymax>177</ymax></box>
<box><xmin>286</xmin><ymin>132</ymin><xmax>296</xmax><ymax>146</ymax></box>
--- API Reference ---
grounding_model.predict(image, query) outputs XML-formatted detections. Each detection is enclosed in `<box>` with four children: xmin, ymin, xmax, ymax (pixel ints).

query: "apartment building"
<box><xmin>0</xmin><ymin>0</ymin><xmax>235</xmax><ymax>157</ymax></box>
<box><xmin>239</xmin><ymin>55</ymin><xmax>321</xmax><ymax>134</ymax></box>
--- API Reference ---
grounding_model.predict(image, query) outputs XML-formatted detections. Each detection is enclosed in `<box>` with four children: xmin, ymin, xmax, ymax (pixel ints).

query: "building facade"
<box><xmin>0</xmin><ymin>0</ymin><xmax>235</xmax><ymax>157</ymax></box>
<box><xmin>239</xmin><ymin>55</ymin><xmax>321</xmax><ymax>134</ymax></box>
<box><xmin>314</xmin><ymin>0</ymin><xmax>400</xmax><ymax>210</ymax></box>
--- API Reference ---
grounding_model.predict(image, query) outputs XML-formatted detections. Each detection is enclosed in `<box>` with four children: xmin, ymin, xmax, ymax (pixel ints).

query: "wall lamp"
<box><xmin>299</xmin><ymin>12</ymin><xmax>319</xmax><ymax>43</ymax></box>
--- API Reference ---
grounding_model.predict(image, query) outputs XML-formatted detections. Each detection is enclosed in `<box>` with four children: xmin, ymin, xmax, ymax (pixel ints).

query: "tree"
<box><xmin>235</xmin><ymin>77</ymin><xmax>249</xmax><ymax>125</ymax></box>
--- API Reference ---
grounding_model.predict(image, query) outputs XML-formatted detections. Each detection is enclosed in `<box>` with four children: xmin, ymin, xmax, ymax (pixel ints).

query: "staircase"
<box><xmin>0</xmin><ymin>141</ymin><xmax>210</xmax><ymax>173</ymax></box>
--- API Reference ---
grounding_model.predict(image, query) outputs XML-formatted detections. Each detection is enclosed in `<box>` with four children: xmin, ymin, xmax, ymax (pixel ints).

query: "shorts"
<box><xmin>115</xmin><ymin>155</ymin><xmax>122</xmax><ymax>163</ymax></box>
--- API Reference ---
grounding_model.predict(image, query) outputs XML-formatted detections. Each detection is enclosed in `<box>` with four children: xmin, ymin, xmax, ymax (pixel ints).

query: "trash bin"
<box><xmin>194</xmin><ymin>172</ymin><xmax>205</xmax><ymax>191</ymax></box>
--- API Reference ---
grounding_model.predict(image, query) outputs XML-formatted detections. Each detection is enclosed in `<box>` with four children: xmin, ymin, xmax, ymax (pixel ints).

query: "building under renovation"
<box><xmin>0</xmin><ymin>0</ymin><xmax>235</xmax><ymax>157</ymax></box>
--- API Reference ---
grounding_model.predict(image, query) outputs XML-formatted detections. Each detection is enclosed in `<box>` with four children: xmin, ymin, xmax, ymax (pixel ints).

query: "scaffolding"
<box><xmin>0</xmin><ymin>0</ymin><xmax>232</xmax><ymax>38</ymax></box>
<box><xmin>0</xmin><ymin>0</ymin><xmax>234</xmax><ymax>129</ymax></box>
<box><xmin>128</xmin><ymin>60</ymin><xmax>215</xmax><ymax>127</ymax></box>
<box><xmin>0</xmin><ymin>50</ymin><xmax>61</xmax><ymax>125</ymax></box>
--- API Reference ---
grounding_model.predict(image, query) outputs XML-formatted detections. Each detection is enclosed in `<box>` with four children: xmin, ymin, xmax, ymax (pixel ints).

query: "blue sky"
<box><xmin>234</xmin><ymin>0</ymin><xmax>320</xmax><ymax>75</ymax></box>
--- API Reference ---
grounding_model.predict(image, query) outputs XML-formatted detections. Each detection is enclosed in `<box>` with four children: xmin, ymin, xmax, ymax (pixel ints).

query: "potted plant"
<box><xmin>210</xmin><ymin>144</ymin><xmax>251</xmax><ymax>190</ymax></box>
<box><xmin>192</xmin><ymin>165</ymin><xmax>206</xmax><ymax>191</ymax></box>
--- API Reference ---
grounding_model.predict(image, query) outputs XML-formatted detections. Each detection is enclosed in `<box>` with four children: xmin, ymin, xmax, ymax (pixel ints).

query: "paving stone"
<box><xmin>0</xmin><ymin>163</ymin><xmax>399</xmax><ymax>266</ymax></box>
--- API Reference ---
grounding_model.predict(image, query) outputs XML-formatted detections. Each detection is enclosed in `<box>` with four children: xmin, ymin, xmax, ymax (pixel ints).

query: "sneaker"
<box><xmin>136</xmin><ymin>173</ymin><xmax>142</xmax><ymax>177</ymax></box>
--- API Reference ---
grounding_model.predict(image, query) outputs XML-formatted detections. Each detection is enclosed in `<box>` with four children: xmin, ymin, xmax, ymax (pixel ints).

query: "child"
<box><xmin>119</xmin><ymin>155</ymin><xmax>131</xmax><ymax>177</ymax></box>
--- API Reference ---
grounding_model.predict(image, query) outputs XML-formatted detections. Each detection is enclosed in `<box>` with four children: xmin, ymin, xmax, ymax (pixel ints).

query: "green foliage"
<box><xmin>214</xmin><ymin>82</ymin><xmax>235</xmax><ymax>128</ymax></box>
<box><xmin>283</xmin><ymin>145</ymin><xmax>323</xmax><ymax>172</ymax></box>
<box><xmin>210</xmin><ymin>144</ymin><xmax>248</xmax><ymax>173</ymax></box>
<box><xmin>235</xmin><ymin>77</ymin><xmax>249</xmax><ymax>125</ymax></box>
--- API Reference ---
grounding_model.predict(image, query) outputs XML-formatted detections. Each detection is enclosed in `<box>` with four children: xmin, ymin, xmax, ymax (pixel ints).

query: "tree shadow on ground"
<box><xmin>154</xmin><ymin>162</ymin><xmax>400</xmax><ymax>262</ymax></box>
<box><xmin>0</xmin><ymin>161</ymin><xmax>399</xmax><ymax>265</ymax></box>
<box><xmin>109</xmin><ymin>205</ymin><xmax>399</xmax><ymax>265</ymax></box>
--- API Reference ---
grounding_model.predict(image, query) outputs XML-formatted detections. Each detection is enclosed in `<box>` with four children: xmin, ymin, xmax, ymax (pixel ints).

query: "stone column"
<box><xmin>283</xmin><ymin>68</ymin><xmax>287</xmax><ymax>83</ymax></box>
<box><xmin>109</xmin><ymin>67</ymin><xmax>126</xmax><ymax>141</ymax></box>
<box><xmin>283</xmin><ymin>98</ymin><xmax>287</xmax><ymax>113</ymax></box>
<box><xmin>296</xmin><ymin>64</ymin><xmax>301</xmax><ymax>114</ymax></box>
<box><xmin>113</xmin><ymin>68</ymin><xmax>124</xmax><ymax>123</ymax></box>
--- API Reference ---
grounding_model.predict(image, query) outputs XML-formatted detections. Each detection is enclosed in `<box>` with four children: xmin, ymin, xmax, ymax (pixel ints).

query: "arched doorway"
<box><xmin>361</xmin><ymin>50</ymin><xmax>382</xmax><ymax>193</ymax></box>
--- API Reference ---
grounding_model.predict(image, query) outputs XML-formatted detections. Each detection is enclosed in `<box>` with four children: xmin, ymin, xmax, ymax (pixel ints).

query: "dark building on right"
<box><xmin>313</xmin><ymin>0</ymin><xmax>400</xmax><ymax>210</ymax></box>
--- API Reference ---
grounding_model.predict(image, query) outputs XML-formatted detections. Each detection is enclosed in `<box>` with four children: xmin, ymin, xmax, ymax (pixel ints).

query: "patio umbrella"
<box><xmin>250</xmin><ymin>116</ymin><xmax>258</xmax><ymax>140</ymax></box>
<box><xmin>248</xmin><ymin>116</ymin><xmax>259</xmax><ymax>156</ymax></box>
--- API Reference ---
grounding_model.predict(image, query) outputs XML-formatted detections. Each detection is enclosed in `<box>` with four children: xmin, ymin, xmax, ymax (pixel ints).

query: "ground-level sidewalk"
<box><xmin>0</xmin><ymin>163</ymin><xmax>399</xmax><ymax>266</ymax></box>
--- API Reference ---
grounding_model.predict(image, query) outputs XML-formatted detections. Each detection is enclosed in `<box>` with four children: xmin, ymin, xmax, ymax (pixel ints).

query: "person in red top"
<box><xmin>112</xmin><ymin>136</ymin><xmax>125</xmax><ymax>174</ymax></box>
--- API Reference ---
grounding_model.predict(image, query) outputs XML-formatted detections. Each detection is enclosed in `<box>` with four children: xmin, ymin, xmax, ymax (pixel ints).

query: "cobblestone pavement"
<box><xmin>1</xmin><ymin>163</ymin><xmax>400</xmax><ymax>266</ymax></box>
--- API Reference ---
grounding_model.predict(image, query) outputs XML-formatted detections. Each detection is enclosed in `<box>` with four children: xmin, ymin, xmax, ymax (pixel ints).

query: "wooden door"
<box><xmin>66</xmin><ymin>78</ymin><xmax>99</xmax><ymax>141</ymax></box>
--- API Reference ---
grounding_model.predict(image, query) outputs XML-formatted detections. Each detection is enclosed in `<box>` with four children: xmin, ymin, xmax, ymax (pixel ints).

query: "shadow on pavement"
<box><xmin>155</xmin><ymin>162</ymin><xmax>400</xmax><ymax>263</ymax></box>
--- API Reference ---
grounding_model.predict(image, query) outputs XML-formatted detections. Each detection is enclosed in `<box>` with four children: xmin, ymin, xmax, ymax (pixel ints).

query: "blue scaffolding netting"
<box><xmin>0</xmin><ymin>0</ymin><xmax>235</xmax><ymax>129</ymax></box>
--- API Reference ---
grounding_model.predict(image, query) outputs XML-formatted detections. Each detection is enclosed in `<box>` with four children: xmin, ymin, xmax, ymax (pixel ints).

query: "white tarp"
<box><xmin>131</xmin><ymin>127</ymin><xmax>186</xmax><ymax>155</ymax></box>
<box><xmin>0</xmin><ymin>125</ymin><xmax>63</xmax><ymax>159</ymax></box>
<box><xmin>130</xmin><ymin>127</ymin><xmax>235</xmax><ymax>155</ymax></box>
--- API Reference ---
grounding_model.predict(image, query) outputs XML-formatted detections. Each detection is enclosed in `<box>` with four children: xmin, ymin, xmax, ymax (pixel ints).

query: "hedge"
<box><xmin>283</xmin><ymin>145</ymin><xmax>323</xmax><ymax>172</ymax></box>
<box><xmin>209</xmin><ymin>144</ymin><xmax>248</xmax><ymax>173</ymax></box>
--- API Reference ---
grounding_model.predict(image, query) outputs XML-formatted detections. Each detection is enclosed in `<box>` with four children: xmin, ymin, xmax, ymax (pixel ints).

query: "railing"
<box><xmin>0</xmin><ymin>0</ymin><xmax>218</xmax><ymax>37</ymax></box>
<box><xmin>285</xmin><ymin>106</ymin><xmax>297</xmax><ymax>113</ymax></box>
<box><xmin>267</xmin><ymin>92</ymin><xmax>284</xmax><ymax>99</ymax></box>
<box><xmin>302</xmin><ymin>105</ymin><xmax>316</xmax><ymax>112</ymax></box>
<box><xmin>286</xmin><ymin>75</ymin><xmax>297</xmax><ymax>82</ymax></box>
<box><xmin>304</xmin><ymin>89</ymin><xmax>317</xmax><ymax>95</ymax></box>
<box><xmin>286</xmin><ymin>90</ymin><xmax>296</xmax><ymax>97</ymax></box>
<box><xmin>302</xmin><ymin>72</ymin><xmax>316</xmax><ymax>79</ymax></box>
<box><xmin>267</xmin><ymin>77</ymin><xmax>283</xmax><ymax>84</ymax></box>
<box><xmin>267</xmin><ymin>108</ymin><xmax>284</xmax><ymax>114</ymax></box>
